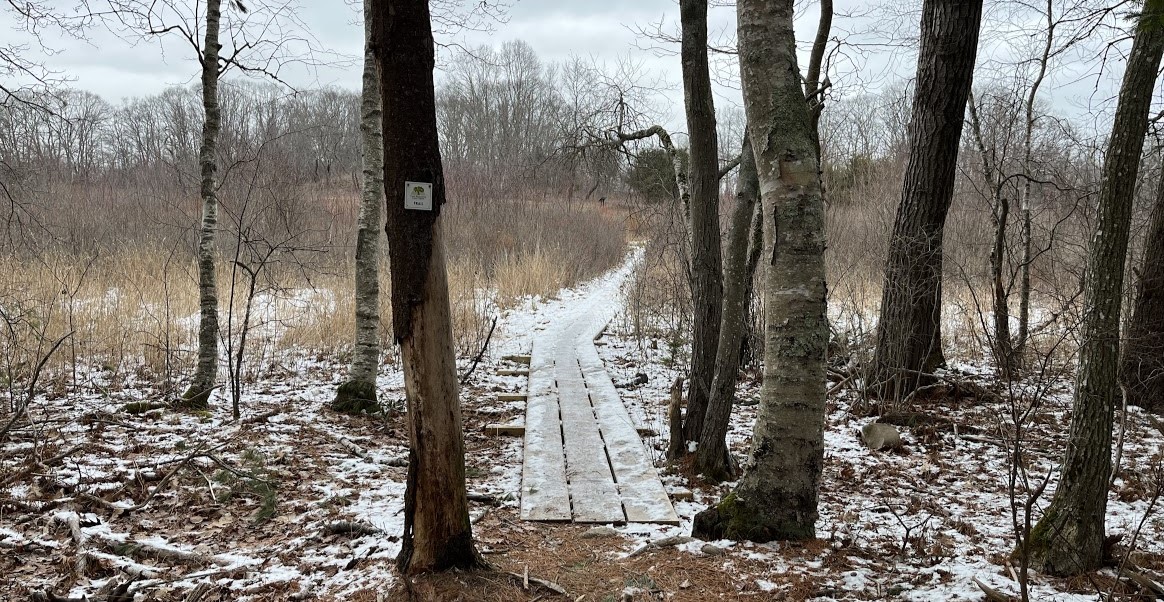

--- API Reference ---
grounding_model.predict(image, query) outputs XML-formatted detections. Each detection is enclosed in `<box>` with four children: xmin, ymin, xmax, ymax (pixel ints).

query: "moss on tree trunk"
<box><xmin>694</xmin><ymin>492</ymin><xmax>815</xmax><ymax>542</ymax></box>
<box><xmin>331</xmin><ymin>380</ymin><xmax>381</xmax><ymax>415</ymax></box>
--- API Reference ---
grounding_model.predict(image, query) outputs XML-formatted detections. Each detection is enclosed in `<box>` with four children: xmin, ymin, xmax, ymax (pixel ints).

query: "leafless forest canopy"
<box><xmin>3</xmin><ymin>37</ymin><xmax>1147</xmax><ymax>369</ymax></box>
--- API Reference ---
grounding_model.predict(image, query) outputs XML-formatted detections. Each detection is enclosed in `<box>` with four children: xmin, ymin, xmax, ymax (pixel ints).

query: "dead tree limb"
<box><xmin>459</xmin><ymin>315</ymin><xmax>497</xmax><ymax>385</ymax></box>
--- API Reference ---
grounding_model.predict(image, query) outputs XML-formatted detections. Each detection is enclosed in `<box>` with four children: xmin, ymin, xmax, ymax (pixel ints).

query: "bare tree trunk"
<box><xmin>694</xmin><ymin>134</ymin><xmax>758</xmax><ymax>481</ymax></box>
<box><xmin>738</xmin><ymin>189</ymin><xmax>765</xmax><ymax>370</ymax></box>
<box><xmin>182</xmin><ymin>0</ymin><xmax>223</xmax><ymax>409</ymax></box>
<box><xmin>804</xmin><ymin>0</ymin><xmax>833</xmax><ymax>163</ymax></box>
<box><xmin>870</xmin><ymin>0</ymin><xmax>982</xmax><ymax>398</ymax></box>
<box><xmin>692</xmin><ymin>0</ymin><xmax>827</xmax><ymax>542</ymax></box>
<box><xmin>677</xmin><ymin>0</ymin><xmax>723</xmax><ymax>454</ymax></box>
<box><xmin>1016</xmin><ymin>0</ymin><xmax>1057</xmax><ymax>357</ymax></box>
<box><xmin>966</xmin><ymin>94</ymin><xmax>1016</xmax><ymax>374</ymax></box>
<box><xmin>1029</xmin><ymin>0</ymin><xmax>1164</xmax><ymax>575</ymax></box>
<box><xmin>1123</xmin><ymin>169</ymin><xmax>1164</xmax><ymax>414</ymax></box>
<box><xmin>372</xmin><ymin>0</ymin><xmax>481</xmax><ymax>574</ymax></box>
<box><xmin>334</xmin><ymin>0</ymin><xmax>384</xmax><ymax>414</ymax></box>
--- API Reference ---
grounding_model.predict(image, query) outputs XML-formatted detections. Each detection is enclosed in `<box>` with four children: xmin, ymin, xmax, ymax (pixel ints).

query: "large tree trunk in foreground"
<box><xmin>182</xmin><ymin>0</ymin><xmax>223</xmax><ymax>409</ymax></box>
<box><xmin>692</xmin><ymin>0</ymin><xmax>827</xmax><ymax>542</ymax></box>
<box><xmin>372</xmin><ymin>0</ymin><xmax>481</xmax><ymax>574</ymax></box>
<box><xmin>677</xmin><ymin>0</ymin><xmax>723</xmax><ymax>455</ymax></box>
<box><xmin>334</xmin><ymin>0</ymin><xmax>384</xmax><ymax>414</ymax></box>
<box><xmin>1123</xmin><ymin>170</ymin><xmax>1164</xmax><ymax>414</ymax></box>
<box><xmin>869</xmin><ymin>0</ymin><xmax>982</xmax><ymax>398</ymax></box>
<box><xmin>1029</xmin><ymin>0</ymin><xmax>1164</xmax><ymax>575</ymax></box>
<box><xmin>694</xmin><ymin>134</ymin><xmax>759</xmax><ymax>482</ymax></box>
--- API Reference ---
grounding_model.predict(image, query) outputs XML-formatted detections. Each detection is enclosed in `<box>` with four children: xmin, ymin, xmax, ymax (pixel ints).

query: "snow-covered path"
<box><xmin>519</xmin><ymin>248</ymin><xmax>678</xmax><ymax>524</ymax></box>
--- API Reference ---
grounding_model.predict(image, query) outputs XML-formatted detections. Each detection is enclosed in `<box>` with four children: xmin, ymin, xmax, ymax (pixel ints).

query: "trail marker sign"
<box><xmin>404</xmin><ymin>181</ymin><xmax>433</xmax><ymax>211</ymax></box>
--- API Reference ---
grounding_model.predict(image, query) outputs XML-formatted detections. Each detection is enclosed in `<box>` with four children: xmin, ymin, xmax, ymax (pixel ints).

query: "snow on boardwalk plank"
<box><xmin>519</xmin><ymin>339</ymin><xmax>571</xmax><ymax>521</ymax></box>
<box><xmin>555</xmin><ymin>347</ymin><xmax>624</xmax><ymax>523</ymax></box>
<box><xmin>577</xmin><ymin>342</ymin><xmax>680</xmax><ymax>525</ymax></box>
<box><xmin>519</xmin><ymin>248</ymin><xmax>677</xmax><ymax>524</ymax></box>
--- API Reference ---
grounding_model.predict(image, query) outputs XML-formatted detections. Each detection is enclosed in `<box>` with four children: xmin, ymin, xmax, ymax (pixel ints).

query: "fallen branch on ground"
<box><xmin>183</xmin><ymin>583</ymin><xmax>212</xmax><ymax>602</ymax></box>
<box><xmin>78</xmin><ymin>444</ymin><xmax>210</xmax><ymax>514</ymax></box>
<box><xmin>323</xmin><ymin>521</ymin><xmax>382</xmax><ymax>537</ymax></box>
<box><xmin>973</xmin><ymin>577</ymin><xmax>1015</xmax><ymax>602</ymax></box>
<box><xmin>331</xmin><ymin>434</ymin><xmax>407</xmax><ymax>466</ymax></box>
<box><xmin>467</xmin><ymin>492</ymin><xmax>499</xmax><ymax>505</ymax></box>
<box><xmin>506</xmin><ymin>570</ymin><xmax>567</xmax><ymax>596</ymax></box>
<box><xmin>89</xmin><ymin>529</ymin><xmax>244</xmax><ymax>568</ymax></box>
<box><xmin>1121</xmin><ymin>566</ymin><xmax>1164</xmax><ymax>598</ymax></box>
<box><xmin>0</xmin><ymin>443</ymin><xmax>87</xmax><ymax>488</ymax></box>
<box><xmin>240</xmin><ymin>409</ymin><xmax>280</xmax><ymax>425</ymax></box>
<box><xmin>627</xmin><ymin>535</ymin><xmax>695</xmax><ymax>558</ymax></box>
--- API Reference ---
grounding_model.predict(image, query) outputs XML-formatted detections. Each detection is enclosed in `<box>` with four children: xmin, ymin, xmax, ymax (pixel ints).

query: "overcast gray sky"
<box><xmin>4</xmin><ymin>0</ymin><xmax>1143</xmax><ymax>136</ymax></box>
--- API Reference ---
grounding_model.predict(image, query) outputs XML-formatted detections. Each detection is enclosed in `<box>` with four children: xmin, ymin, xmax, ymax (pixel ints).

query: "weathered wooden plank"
<box><xmin>577</xmin><ymin>344</ymin><xmax>679</xmax><ymax>525</ymax></box>
<box><xmin>502</xmin><ymin>354</ymin><xmax>532</xmax><ymax>365</ymax></box>
<box><xmin>520</xmin><ymin>342</ymin><xmax>571</xmax><ymax>521</ymax></box>
<box><xmin>521</xmin><ymin>251</ymin><xmax>676</xmax><ymax>524</ymax></box>
<box><xmin>496</xmin><ymin>369</ymin><xmax>530</xmax><ymax>376</ymax></box>
<box><xmin>484</xmin><ymin>423</ymin><xmax>525</xmax><ymax>436</ymax></box>
<box><xmin>497</xmin><ymin>393</ymin><xmax>528</xmax><ymax>402</ymax></box>
<box><xmin>555</xmin><ymin>352</ymin><xmax>623</xmax><ymax>523</ymax></box>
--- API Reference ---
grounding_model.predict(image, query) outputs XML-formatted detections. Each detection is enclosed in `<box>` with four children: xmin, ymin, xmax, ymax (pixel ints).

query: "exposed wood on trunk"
<box><xmin>1030</xmin><ymin>0</ymin><xmax>1164</xmax><ymax>575</ymax></box>
<box><xmin>870</xmin><ymin>0</ymin><xmax>983</xmax><ymax>398</ymax></box>
<box><xmin>372</xmin><ymin>0</ymin><xmax>481</xmax><ymax>574</ymax></box>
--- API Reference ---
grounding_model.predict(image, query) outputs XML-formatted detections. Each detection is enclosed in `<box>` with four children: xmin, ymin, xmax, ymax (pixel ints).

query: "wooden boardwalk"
<box><xmin>519</xmin><ymin>267</ymin><xmax>678</xmax><ymax>524</ymax></box>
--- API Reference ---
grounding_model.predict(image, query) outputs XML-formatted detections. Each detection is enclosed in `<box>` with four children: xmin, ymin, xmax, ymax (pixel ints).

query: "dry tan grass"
<box><xmin>0</xmin><ymin>190</ymin><xmax>626</xmax><ymax>396</ymax></box>
<box><xmin>493</xmin><ymin>248</ymin><xmax>568</xmax><ymax>304</ymax></box>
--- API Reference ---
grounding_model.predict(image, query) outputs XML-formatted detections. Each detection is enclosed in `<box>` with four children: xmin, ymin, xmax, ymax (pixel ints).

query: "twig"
<box><xmin>183</xmin><ymin>583</ymin><xmax>212</xmax><ymax>602</ymax></box>
<box><xmin>506</xmin><ymin>570</ymin><xmax>567</xmax><ymax>596</ymax></box>
<box><xmin>459</xmin><ymin>315</ymin><xmax>498</xmax><ymax>385</ymax></box>
<box><xmin>827</xmin><ymin>373</ymin><xmax>855</xmax><ymax>397</ymax></box>
<box><xmin>0</xmin><ymin>331</ymin><xmax>73</xmax><ymax>441</ymax></box>
<box><xmin>0</xmin><ymin>443</ymin><xmax>86</xmax><ymax>488</ymax></box>
<box><xmin>80</xmin><ymin>444</ymin><xmax>208</xmax><ymax>514</ymax></box>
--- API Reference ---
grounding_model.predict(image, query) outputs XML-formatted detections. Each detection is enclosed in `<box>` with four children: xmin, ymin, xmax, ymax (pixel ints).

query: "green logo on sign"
<box><xmin>413</xmin><ymin>186</ymin><xmax>425</xmax><ymax>196</ymax></box>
